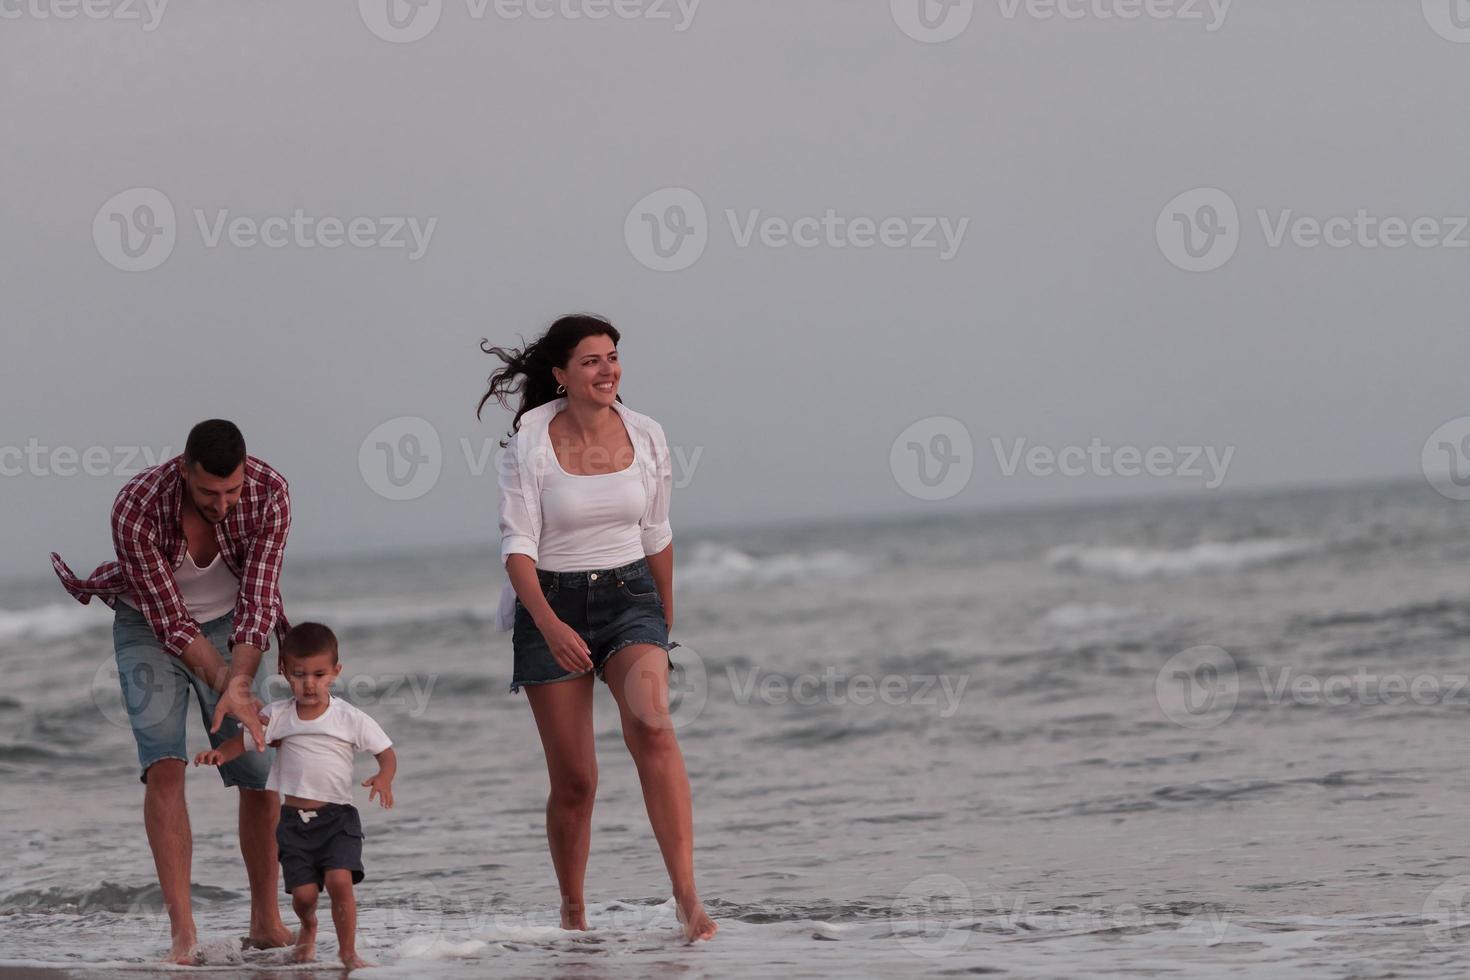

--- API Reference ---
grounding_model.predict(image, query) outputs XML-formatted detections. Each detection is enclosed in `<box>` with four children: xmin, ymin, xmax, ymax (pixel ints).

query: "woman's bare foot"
<box><xmin>340</xmin><ymin>950</ymin><xmax>377</xmax><ymax>969</ymax></box>
<box><xmin>561</xmin><ymin>898</ymin><xmax>588</xmax><ymax>930</ymax></box>
<box><xmin>291</xmin><ymin>910</ymin><xmax>317</xmax><ymax>963</ymax></box>
<box><xmin>674</xmin><ymin>893</ymin><xmax>718</xmax><ymax>942</ymax></box>
<box><xmin>164</xmin><ymin>932</ymin><xmax>202</xmax><ymax>965</ymax></box>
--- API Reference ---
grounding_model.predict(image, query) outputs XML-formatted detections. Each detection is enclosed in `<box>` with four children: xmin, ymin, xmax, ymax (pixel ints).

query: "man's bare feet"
<box><xmin>242</xmin><ymin>924</ymin><xmax>296</xmax><ymax>949</ymax></box>
<box><xmin>674</xmin><ymin>893</ymin><xmax>718</xmax><ymax>943</ymax></box>
<box><xmin>561</xmin><ymin>898</ymin><xmax>588</xmax><ymax>931</ymax></box>
<box><xmin>164</xmin><ymin>932</ymin><xmax>202</xmax><ymax>966</ymax></box>
<box><xmin>291</xmin><ymin>909</ymin><xmax>317</xmax><ymax>963</ymax></box>
<box><xmin>340</xmin><ymin>951</ymin><xmax>377</xmax><ymax>969</ymax></box>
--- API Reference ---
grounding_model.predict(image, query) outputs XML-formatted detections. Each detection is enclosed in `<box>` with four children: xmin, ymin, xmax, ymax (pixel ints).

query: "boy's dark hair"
<box><xmin>281</xmin><ymin>622</ymin><xmax>339</xmax><ymax>664</ymax></box>
<box><xmin>184</xmin><ymin>419</ymin><xmax>247</xmax><ymax>477</ymax></box>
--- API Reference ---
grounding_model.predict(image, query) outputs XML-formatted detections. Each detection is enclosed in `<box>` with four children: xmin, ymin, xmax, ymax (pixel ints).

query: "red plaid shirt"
<box><xmin>50</xmin><ymin>455</ymin><xmax>291</xmax><ymax>657</ymax></box>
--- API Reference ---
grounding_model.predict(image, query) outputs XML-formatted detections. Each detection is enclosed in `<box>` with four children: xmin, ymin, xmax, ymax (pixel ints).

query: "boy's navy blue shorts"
<box><xmin>275</xmin><ymin>802</ymin><xmax>365</xmax><ymax>892</ymax></box>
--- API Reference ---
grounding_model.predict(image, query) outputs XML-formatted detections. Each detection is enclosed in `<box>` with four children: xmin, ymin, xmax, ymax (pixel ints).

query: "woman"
<box><xmin>477</xmin><ymin>314</ymin><xmax>717</xmax><ymax>943</ymax></box>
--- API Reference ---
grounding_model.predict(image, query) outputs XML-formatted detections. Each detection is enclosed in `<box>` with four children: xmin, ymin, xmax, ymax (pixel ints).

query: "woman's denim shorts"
<box><xmin>510</xmin><ymin>557</ymin><xmax>678</xmax><ymax>694</ymax></box>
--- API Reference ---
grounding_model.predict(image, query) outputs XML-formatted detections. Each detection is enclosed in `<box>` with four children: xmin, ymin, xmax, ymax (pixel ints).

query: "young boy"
<box><xmin>195</xmin><ymin>622</ymin><xmax>396</xmax><ymax>969</ymax></box>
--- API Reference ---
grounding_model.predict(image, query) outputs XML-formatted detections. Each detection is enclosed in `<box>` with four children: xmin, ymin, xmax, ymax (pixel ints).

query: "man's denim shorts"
<box><xmin>510</xmin><ymin>557</ymin><xmax>678</xmax><ymax>694</ymax></box>
<box><xmin>112</xmin><ymin>603</ymin><xmax>275</xmax><ymax>788</ymax></box>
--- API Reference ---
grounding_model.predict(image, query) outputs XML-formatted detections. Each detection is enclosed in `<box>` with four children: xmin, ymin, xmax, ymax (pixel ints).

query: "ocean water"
<box><xmin>4</xmin><ymin>479</ymin><xmax>1470</xmax><ymax>977</ymax></box>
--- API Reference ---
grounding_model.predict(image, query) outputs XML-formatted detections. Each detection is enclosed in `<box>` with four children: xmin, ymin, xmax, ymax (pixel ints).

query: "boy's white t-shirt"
<box><xmin>259</xmin><ymin>696</ymin><xmax>392</xmax><ymax>805</ymax></box>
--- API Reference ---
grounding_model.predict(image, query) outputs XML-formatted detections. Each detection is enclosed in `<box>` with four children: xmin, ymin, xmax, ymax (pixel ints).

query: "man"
<box><xmin>50</xmin><ymin>419</ymin><xmax>294</xmax><ymax>964</ymax></box>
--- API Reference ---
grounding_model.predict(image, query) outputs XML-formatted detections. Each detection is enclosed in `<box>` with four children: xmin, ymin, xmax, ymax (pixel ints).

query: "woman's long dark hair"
<box><xmin>477</xmin><ymin>314</ymin><xmax>623</xmax><ymax>447</ymax></box>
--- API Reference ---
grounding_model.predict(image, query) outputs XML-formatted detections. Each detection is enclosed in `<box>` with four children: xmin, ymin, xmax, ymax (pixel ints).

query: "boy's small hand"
<box><xmin>363</xmin><ymin>773</ymin><xmax>394</xmax><ymax>809</ymax></box>
<box><xmin>194</xmin><ymin>749</ymin><xmax>224</xmax><ymax>767</ymax></box>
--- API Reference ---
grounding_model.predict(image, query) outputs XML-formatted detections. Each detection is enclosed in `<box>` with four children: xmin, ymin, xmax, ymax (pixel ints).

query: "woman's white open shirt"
<box><xmin>494</xmin><ymin>397</ymin><xmax>674</xmax><ymax>631</ymax></box>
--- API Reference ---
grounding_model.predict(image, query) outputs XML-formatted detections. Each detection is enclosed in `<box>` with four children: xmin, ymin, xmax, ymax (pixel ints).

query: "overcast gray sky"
<box><xmin>4</xmin><ymin>1</ymin><xmax>1468</xmax><ymax>578</ymax></box>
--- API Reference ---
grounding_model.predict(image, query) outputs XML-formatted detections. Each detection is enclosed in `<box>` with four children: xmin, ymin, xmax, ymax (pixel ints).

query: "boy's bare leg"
<box><xmin>289</xmin><ymin>884</ymin><xmax>319</xmax><ymax>963</ymax></box>
<box><xmin>325</xmin><ymin>869</ymin><xmax>374</xmax><ymax>969</ymax></box>
<box><xmin>238</xmin><ymin>788</ymin><xmax>293</xmax><ymax>948</ymax></box>
<box><xmin>142</xmin><ymin>760</ymin><xmax>201</xmax><ymax>965</ymax></box>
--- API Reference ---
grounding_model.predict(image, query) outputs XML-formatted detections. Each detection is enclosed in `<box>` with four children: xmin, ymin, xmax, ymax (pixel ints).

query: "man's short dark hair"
<box><xmin>184</xmin><ymin>420</ymin><xmax>247</xmax><ymax>477</ymax></box>
<box><xmin>281</xmin><ymin>622</ymin><xmax>339</xmax><ymax>664</ymax></box>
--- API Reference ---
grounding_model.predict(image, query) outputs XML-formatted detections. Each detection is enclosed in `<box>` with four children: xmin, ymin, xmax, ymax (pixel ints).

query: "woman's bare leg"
<box><xmin>603</xmin><ymin>645</ymin><xmax>717</xmax><ymax>942</ymax></box>
<box><xmin>525</xmin><ymin>675</ymin><xmax>598</xmax><ymax>929</ymax></box>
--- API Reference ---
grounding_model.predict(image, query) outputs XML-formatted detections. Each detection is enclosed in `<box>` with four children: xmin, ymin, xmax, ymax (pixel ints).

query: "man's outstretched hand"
<box><xmin>211</xmin><ymin>675</ymin><xmax>266</xmax><ymax>752</ymax></box>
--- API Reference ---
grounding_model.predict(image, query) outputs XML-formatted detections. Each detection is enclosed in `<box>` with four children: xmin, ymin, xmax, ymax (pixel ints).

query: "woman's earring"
<box><xmin>556</xmin><ymin>384</ymin><xmax>566</xmax><ymax>394</ymax></box>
